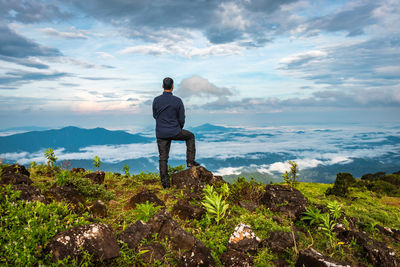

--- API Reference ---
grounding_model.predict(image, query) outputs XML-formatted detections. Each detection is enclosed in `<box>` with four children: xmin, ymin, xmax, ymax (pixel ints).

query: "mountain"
<box><xmin>190</xmin><ymin>123</ymin><xmax>239</xmax><ymax>133</ymax></box>
<box><xmin>0</xmin><ymin>126</ymin><xmax>152</xmax><ymax>153</ymax></box>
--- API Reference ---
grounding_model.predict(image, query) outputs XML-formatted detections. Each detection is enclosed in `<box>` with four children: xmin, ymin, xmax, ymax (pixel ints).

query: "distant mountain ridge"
<box><xmin>0</xmin><ymin>126</ymin><xmax>151</xmax><ymax>153</ymax></box>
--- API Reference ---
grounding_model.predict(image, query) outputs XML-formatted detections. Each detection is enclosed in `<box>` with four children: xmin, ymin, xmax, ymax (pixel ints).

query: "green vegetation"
<box><xmin>282</xmin><ymin>160</ymin><xmax>298</xmax><ymax>188</ymax></box>
<box><xmin>122</xmin><ymin>164</ymin><xmax>130</xmax><ymax>177</ymax></box>
<box><xmin>0</xmin><ymin>160</ymin><xmax>399</xmax><ymax>266</ymax></box>
<box><xmin>44</xmin><ymin>148</ymin><xmax>57</xmax><ymax>167</ymax></box>
<box><xmin>93</xmin><ymin>156</ymin><xmax>101</xmax><ymax>172</ymax></box>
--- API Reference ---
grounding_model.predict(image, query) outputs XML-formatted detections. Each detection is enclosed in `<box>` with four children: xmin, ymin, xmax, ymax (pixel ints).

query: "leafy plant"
<box><xmin>202</xmin><ymin>186</ymin><xmax>229</xmax><ymax>225</ymax></box>
<box><xmin>168</xmin><ymin>164</ymin><xmax>185</xmax><ymax>176</ymax></box>
<box><xmin>327</xmin><ymin>201</ymin><xmax>342</xmax><ymax>221</ymax></box>
<box><xmin>123</xmin><ymin>164</ymin><xmax>130</xmax><ymax>177</ymax></box>
<box><xmin>301</xmin><ymin>207</ymin><xmax>324</xmax><ymax>226</ymax></box>
<box><xmin>134</xmin><ymin>201</ymin><xmax>161</xmax><ymax>222</ymax></box>
<box><xmin>56</xmin><ymin>169</ymin><xmax>69</xmax><ymax>186</ymax></box>
<box><xmin>220</xmin><ymin>183</ymin><xmax>230</xmax><ymax>200</ymax></box>
<box><xmin>282</xmin><ymin>160</ymin><xmax>298</xmax><ymax>188</ymax></box>
<box><xmin>93</xmin><ymin>156</ymin><xmax>102</xmax><ymax>172</ymax></box>
<box><xmin>44</xmin><ymin>148</ymin><xmax>57</xmax><ymax>167</ymax></box>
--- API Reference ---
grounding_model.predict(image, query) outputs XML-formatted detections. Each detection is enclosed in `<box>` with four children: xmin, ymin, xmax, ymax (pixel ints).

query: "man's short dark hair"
<box><xmin>163</xmin><ymin>77</ymin><xmax>174</xmax><ymax>90</ymax></box>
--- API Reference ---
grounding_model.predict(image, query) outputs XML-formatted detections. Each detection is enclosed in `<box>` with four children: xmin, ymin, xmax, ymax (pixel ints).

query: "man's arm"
<box><xmin>152</xmin><ymin>99</ymin><xmax>156</xmax><ymax>119</ymax></box>
<box><xmin>178</xmin><ymin>99</ymin><xmax>185</xmax><ymax>128</ymax></box>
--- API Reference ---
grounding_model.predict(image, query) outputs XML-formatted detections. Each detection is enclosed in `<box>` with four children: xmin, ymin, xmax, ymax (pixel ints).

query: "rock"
<box><xmin>171</xmin><ymin>166</ymin><xmax>224</xmax><ymax>194</ymax></box>
<box><xmin>127</xmin><ymin>189</ymin><xmax>165</xmax><ymax>209</ymax></box>
<box><xmin>272</xmin><ymin>259</ymin><xmax>289</xmax><ymax>267</ymax></box>
<box><xmin>139</xmin><ymin>242</ymin><xmax>166</xmax><ymax>264</ymax></box>
<box><xmin>117</xmin><ymin>220</ymin><xmax>152</xmax><ymax>250</ymax></box>
<box><xmin>338</xmin><ymin>230</ymin><xmax>400</xmax><ymax>267</ymax></box>
<box><xmin>375</xmin><ymin>224</ymin><xmax>400</xmax><ymax>241</ymax></box>
<box><xmin>295</xmin><ymin>248</ymin><xmax>351</xmax><ymax>267</ymax></box>
<box><xmin>1</xmin><ymin>164</ymin><xmax>30</xmax><ymax>177</ymax></box>
<box><xmin>13</xmin><ymin>184</ymin><xmax>46</xmax><ymax>203</ymax></box>
<box><xmin>84</xmin><ymin>171</ymin><xmax>105</xmax><ymax>184</ymax></box>
<box><xmin>227</xmin><ymin>223</ymin><xmax>261</xmax><ymax>254</ymax></box>
<box><xmin>239</xmin><ymin>201</ymin><xmax>258</xmax><ymax>212</ymax></box>
<box><xmin>89</xmin><ymin>200</ymin><xmax>107</xmax><ymax>218</ymax></box>
<box><xmin>46</xmin><ymin>185</ymin><xmax>85</xmax><ymax>207</ymax></box>
<box><xmin>148</xmin><ymin>210</ymin><xmax>215</xmax><ymax>266</ymax></box>
<box><xmin>71</xmin><ymin>168</ymin><xmax>86</xmax><ymax>173</ymax></box>
<box><xmin>266</xmin><ymin>231</ymin><xmax>297</xmax><ymax>254</ymax></box>
<box><xmin>48</xmin><ymin>223</ymin><xmax>120</xmax><ymax>262</ymax></box>
<box><xmin>172</xmin><ymin>199</ymin><xmax>205</xmax><ymax>221</ymax></box>
<box><xmin>0</xmin><ymin>173</ymin><xmax>33</xmax><ymax>185</ymax></box>
<box><xmin>220</xmin><ymin>248</ymin><xmax>253</xmax><ymax>267</ymax></box>
<box><xmin>261</xmin><ymin>184</ymin><xmax>308</xmax><ymax>219</ymax></box>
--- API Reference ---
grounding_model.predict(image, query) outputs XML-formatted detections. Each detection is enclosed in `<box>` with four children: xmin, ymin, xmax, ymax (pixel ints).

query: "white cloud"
<box><xmin>96</xmin><ymin>52</ymin><xmax>114</xmax><ymax>59</ymax></box>
<box><xmin>176</xmin><ymin>75</ymin><xmax>233</xmax><ymax>99</ymax></box>
<box><xmin>40</xmin><ymin>27</ymin><xmax>88</xmax><ymax>39</ymax></box>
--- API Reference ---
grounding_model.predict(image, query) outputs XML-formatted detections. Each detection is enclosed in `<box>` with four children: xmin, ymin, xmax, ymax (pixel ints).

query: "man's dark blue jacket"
<box><xmin>152</xmin><ymin>92</ymin><xmax>185</xmax><ymax>139</ymax></box>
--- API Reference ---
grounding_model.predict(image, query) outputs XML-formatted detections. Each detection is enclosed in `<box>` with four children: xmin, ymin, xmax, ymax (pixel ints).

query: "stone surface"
<box><xmin>0</xmin><ymin>173</ymin><xmax>33</xmax><ymax>185</ymax></box>
<box><xmin>228</xmin><ymin>223</ymin><xmax>261</xmax><ymax>253</ymax></box>
<box><xmin>117</xmin><ymin>220</ymin><xmax>152</xmax><ymax>250</ymax></box>
<box><xmin>266</xmin><ymin>231</ymin><xmax>297</xmax><ymax>254</ymax></box>
<box><xmin>127</xmin><ymin>189</ymin><xmax>165</xmax><ymax>209</ymax></box>
<box><xmin>261</xmin><ymin>184</ymin><xmax>308</xmax><ymax>219</ymax></box>
<box><xmin>13</xmin><ymin>184</ymin><xmax>46</xmax><ymax>203</ymax></box>
<box><xmin>84</xmin><ymin>171</ymin><xmax>105</xmax><ymax>184</ymax></box>
<box><xmin>71</xmin><ymin>168</ymin><xmax>86</xmax><ymax>173</ymax></box>
<box><xmin>172</xmin><ymin>199</ymin><xmax>205</xmax><ymax>221</ymax></box>
<box><xmin>220</xmin><ymin>248</ymin><xmax>253</xmax><ymax>267</ymax></box>
<box><xmin>89</xmin><ymin>200</ymin><xmax>107</xmax><ymax>218</ymax></box>
<box><xmin>139</xmin><ymin>242</ymin><xmax>166</xmax><ymax>264</ymax></box>
<box><xmin>180</xmin><ymin>243</ymin><xmax>217</xmax><ymax>267</ymax></box>
<box><xmin>295</xmin><ymin>248</ymin><xmax>351</xmax><ymax>267</ymax></box>
<box><xmin>1</xmin><ymin>164</ymin><xmax>30</xmax><ymax>177</ymax></box>
<box><xmin>375</xmin><ymin>224</ymin><xmax>400</xmax><ymax>242</ymax></box>
<box><xmin>171</xmin><ymin>166</ymin><xmax>224</xmax><ymax>194</ymax></box>
<box><xmin>239</xmin><ymin>201</ymin><xmax>258</xmax><ymax>212</ymax></box>
<box><xmin>48</xmin><ymin>223</ymin><xmax>120</xmax><ymax>262</ymax></box>
<box><xmin>338</xmin><ymin>229</ymin><xmax>400</xmax><ymax>267</ymax></box>
<box><xmin>46</xmin><ymin>185</ymin><xmax>85</xmax><ymax>207</ymax></box>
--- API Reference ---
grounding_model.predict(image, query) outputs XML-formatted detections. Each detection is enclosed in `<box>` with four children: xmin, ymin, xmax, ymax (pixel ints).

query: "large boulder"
<box><xmin>172</xmin><ymin>199</ymin><xmax>205</xmax><ymax>221</ymax></box>
<box><xmin>295</xmin><ymin>248</ymin><xmax>351</xmax><ymax>267</ymax></box>
<box><xmin>1</xmin><ymin>164</ymin><xmax>30</xmax><ymax>177</ymax></box>
<box><xmin>48</xmin><ymin>223</ymin><xmax>120</xmax><ymax>262</ymax></box>
<box><xmin>171</xmin><ymin>166</ymin><xmax>224</xmax><ymax>194</ymax></box>
<box><xmin>84</xmin><ymin>171</ymin><xmax>105</xmax><ymax>184</ymax></box>
<box><xmin>46</xmin><ymin>185</ymin><xmax>85</xmax><ymax>207</ymax></box>
<box><xmin>148</xmin><ymin>210</ymin><xmax>216</xmax><ymax>266</ymax></box>
<box><xmin>338</xmin><ymin>229</ymin><xmax>400</xmax><ymax>267</ymax></box>
<box><xmin>126</xmin><ymin>189</ymin><xmax>165</xmax><ymax>209</ymax></box>
<box><xmin>117</xmin><ymin>220</ymin><xmax>152</xmax><ymax>250</ymax></box>
<box><xmin>227</xmin><ymin>223</ymin><xmax>261</xmax><ymax>254</ymax></box>
<box><xmin>265</xmin><ymin>231</ymin><xmax>297</xmax><ymax>254</ymax></box>
<box><xmin>261</xmin><ymin>184</ymin><xmax>308</xmax><ymax>219</ymax></box>
<box><xmin>13</xmin><ymin>184</ymin><xmax>46</xmax><ymax>203</ymax></box>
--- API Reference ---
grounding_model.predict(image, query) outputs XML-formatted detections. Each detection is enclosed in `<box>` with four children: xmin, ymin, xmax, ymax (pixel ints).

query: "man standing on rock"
<box><xmin>152</xmin><ymin>77</ymin><xmax>200</xmax><ymax>188</ymax></box>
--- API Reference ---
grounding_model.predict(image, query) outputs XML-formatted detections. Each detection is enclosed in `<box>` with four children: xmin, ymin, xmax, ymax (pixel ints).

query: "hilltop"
<box><xmin>0</xmin><ymin>161</ymin><xmax>399</xmax><ymax>266</ymax></box>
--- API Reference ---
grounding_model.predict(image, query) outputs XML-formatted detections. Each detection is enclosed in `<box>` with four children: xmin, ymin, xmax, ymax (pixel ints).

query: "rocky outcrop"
<box><xmin>89</xmin><ymin>200</ymin><xmax>107</xmax><ymax>218</ymax></box>
<box><xmin>13</xmin><ymin>184</ymin><xmax>46</xmax><ymax>203</ymax></box>
<box><xmin>227</xmin><ymin>223</ymin><xmax>261</xmax><ymax>254</ymax></box>
<box><xmin>84</xmin><ymin>171</ymin><xmax>105</xmax><ymax>184</ymax></box>
<box><xmin>296</xmin><ymin>248</ymin><xmax>351</xmax><ymax>267</ymax></box>
<box><xmin>221</xmin><ymin>248</ymin><xmax>253</xmax><ymax>267</ymax></box>
<box><xmin>139</xmin><ymin>242</ymin><xmax>166</xmax><ymax>265</ymax></box>
<box><xmin>48</xmin><ymin>223</ymin><xmax>120</xmax><ymax>262</ymax></box>
<box><xmin>375</xmin><ymin>224</ymin><xmax>400</xmax><ymax>242</ymax></box>
<box><xmin>1</xmin><ymin>164</ymin><xmax>32</xmax><ymax>185</ymax></box>
<box><xmin>46</xmin><ymin>185</ymin><xmax>85</xmax><ymax>207</ymax></box>
<box><xmin>261</xmin><ymin>184</ymin><xmax>308</xmax><ymax>219</ymax></box>
<box><xmin>117</xmin><ymin>220</ymin><xmax>152</xmax><ymax>250</ymax></box>
<box><xmin>171</xmin><ymin>166</ymin><xmax>224</xmax><ymax>195</ymax></box>
<box><xmin>71</xmin><ymin>168</ymin><xmax>86</xmax><ymax>173</ymax></box>
<box><xmin>126</xmin><ymin>189</ymin><xmax>165</xmax><ymax>209</ymax></box>
<box><xmin>265</xmin><ymin>231</ymin><xmax>298</xmax><ymax>254</ymax></box>
<box><xmin>172</xmin><ymin>199</ymin><xmax>205</xmax><ymax>221</ymax></box>
<box><xmin>338</xmin><ymin>229</ymin><xmax>400</xmax><ymax>267</ymax></box>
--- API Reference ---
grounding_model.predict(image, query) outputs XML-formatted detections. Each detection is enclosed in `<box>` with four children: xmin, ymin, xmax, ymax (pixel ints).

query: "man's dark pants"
<box><xmin>157</xmin><ymin>129</ymin><xmax>195</xmax><ymax>188</ymax></box>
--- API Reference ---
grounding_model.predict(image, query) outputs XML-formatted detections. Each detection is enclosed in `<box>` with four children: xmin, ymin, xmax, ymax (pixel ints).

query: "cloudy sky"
<box><xmin>1</xmin><ymin>0</ymin><xmax>400</xmax><ymax>129</ymax></box>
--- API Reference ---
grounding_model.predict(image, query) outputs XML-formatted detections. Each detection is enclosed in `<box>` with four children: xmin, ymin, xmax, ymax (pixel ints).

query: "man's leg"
<box><xmin>157</xmin><ymin>138</ymin><xmax>171</xmax><ymax>188</ymax></box>
<box><xmin>171</xmin><ymin>129</ymin><xmax>198</xmax><ymax>167</ymax></box>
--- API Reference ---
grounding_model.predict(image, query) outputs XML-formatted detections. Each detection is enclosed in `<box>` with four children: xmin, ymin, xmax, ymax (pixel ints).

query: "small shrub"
<box><xmin>301</xmin><ymin>207</ymin><xmax>324</xmax><ymax>226</ymax></box>
<box><xmin>56</xmin><ymin>169</ymin><xmax>69</xmax><ymax>186</ymax></box>
<box><xmin>134</xmin><ymin>201</ymin><xmax>161</xmax><ymax>222</ymax></box>
<box><xmin>123</xmin><ymin>164</ymin><xmax>130</xmax><ymax>177</ymax></box>
<box><xmin>201</xmin><ymin>185</ymin><xmax>229</xmax><ymax>225</ymax></box>
<box><xmin>229</xmin><ymin>177</ymin><xmax>265</xmax><ymax>204</ymax></box>
<box><xmin>168</xmin><ymin>164</ymin><xmax>185</xmax><ymax>176</ymax></box>
<box><xmin>325</xmin><ymin>172</ymin><xmax>356</xmax><ymax>197</ymax></box>
<box><xmin>282</xmin><ymin>160</ymin><xmax>298</xmax><ymax>188</ymax></box>
<box><xmin>93</xmin><ymin>156</ymin><xmax>102</xmax><ymax>172</ymax></box>
<box><xmin>44</xmin><ymin>148</ymin><xmax>57</xmax><ymax>167</ymax></box>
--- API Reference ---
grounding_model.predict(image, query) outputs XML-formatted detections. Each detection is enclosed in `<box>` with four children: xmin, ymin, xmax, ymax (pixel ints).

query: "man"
<box><xmin>152</xmin><ymin>77</ymin><xmax>200</xmax><ymax>188</ymax></box>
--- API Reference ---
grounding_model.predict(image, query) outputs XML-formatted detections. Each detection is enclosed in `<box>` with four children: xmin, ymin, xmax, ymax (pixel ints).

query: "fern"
<box><xmin>201</xmin><ymin>186</ymin><xmax>229</xmax><ymax>225</ymax></box>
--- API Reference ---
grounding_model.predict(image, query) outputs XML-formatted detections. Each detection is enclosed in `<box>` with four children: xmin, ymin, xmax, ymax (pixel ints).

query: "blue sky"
<box><xmin>1</xmin><ymin>0</ymin><xmax>400</xmax><ymax>129</ymax></box>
